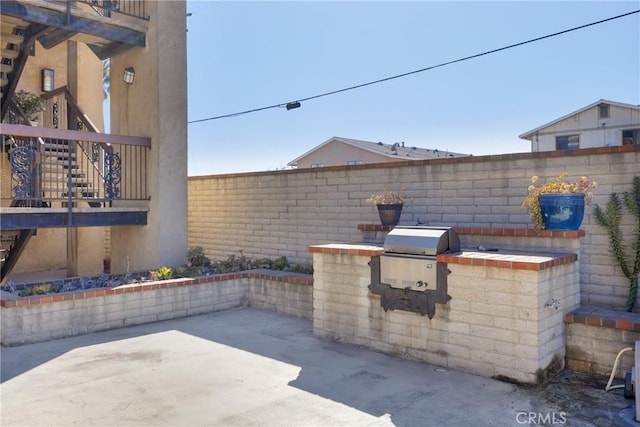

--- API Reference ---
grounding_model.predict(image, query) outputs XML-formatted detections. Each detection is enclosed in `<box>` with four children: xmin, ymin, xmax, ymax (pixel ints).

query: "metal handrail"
<box><xmin>1</xmin><ymin>123</ymin><xmax>150</xmax><ymax>206</ymax></box>
<box><xmin>76</xmin><ymin>0</ymin><xmax>148</xmax><ymax>20</ymax></box>
<box><xmin>42</xmin><ymin>87</ymin><xmax>109</xmax><ymax>183</ymax></box>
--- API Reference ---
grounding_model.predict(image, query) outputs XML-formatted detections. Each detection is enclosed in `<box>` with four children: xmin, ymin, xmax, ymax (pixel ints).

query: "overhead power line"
<box><xmin>188</xmin><ymin>9</ymin><xmax>640</xmax><ymax>124</ymax></box>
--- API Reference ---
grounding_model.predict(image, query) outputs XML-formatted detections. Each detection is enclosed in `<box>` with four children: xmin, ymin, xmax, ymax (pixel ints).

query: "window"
<box><xmin>556</xmin><ymin>135</ymin><xmax>579</xmax><ymax>150</ymax></box>
<box><xmin>346</xmin><ymin>160</ymin><xmax>363</xmax><ymax>165</ymax></box>
<box><xmin>598</xmin><ymin>104</ymin><xmax>609</xmax><ymax>119</ymax></box>
<box><xmin>622</xmin><ymin>129</ymin><xmax>640</xmax><ymax>145</ymax></box>
<box><xmin>310</xmin><ymin>163</ymin><xmax>324</xmax><ymax>168</ymax></box>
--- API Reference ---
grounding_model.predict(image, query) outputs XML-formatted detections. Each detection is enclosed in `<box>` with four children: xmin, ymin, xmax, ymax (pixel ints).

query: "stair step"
<box><xmin>43</xmin><ymin>147</ymin><xmax>71</xmax><ymax>153</ymax></box>
<box><xmin>50</xmin><ymin>155</ymin><xmax>78</xmax><ymax>162</ymax></box>
<box><xmin>61</xmin><ymin>193</ymin><xmax>98</xmax><ymax>199</ymax></box>
<box><xmin>41</xmin><ymin>173</ymin><xmax>87</xmax><ymax>180</ymax></box>
<box><xmin>1</xmin><ymin>74</ymin><xmax>7</xmax><ymax>87</ymax></box>
<box><xmin>0</xmin><ymin>63</ymin><xmax>12</xmax><ymax>73</ymax></box>
<box><xmin>41</xmin><ymin>165</ymin><xmax>80</xmax><ymax>172</ymax></box>
<box><xmin>42</xmin><ymin>181</ymin><xmax>92</xmax><ymax>188</ymax></box>
<box><xmin>43</xmin><ymin>141</ymin><xmax>71</xmax><ymax>148</ymax></box>
<box><xmin>43</xmin><ymin>182</ymin><xmax>93</xmax><ymax>189</ymax></box>
<box><xmin>41</xmin><ymin>182</ymin><xmax>92</xmax><ymax>189</ymax></box>
<box><xmin>1</xmin><ymin>31</ymin><xmax>23</xmax><ymax>45</ymax></box>
<box><xmin>1</xmin><ymin>234</ymin><xmax>18</xmax><ymax>243</ymax></box>
<box><xmin>46</xmin><ymin>159</ymin><xmax>79</xmax><ymax>166</ymax></box>
<box><xmin>1</xmin><ymin>48</ymin><xmax>19</xmax><ymax>59</ymax></box>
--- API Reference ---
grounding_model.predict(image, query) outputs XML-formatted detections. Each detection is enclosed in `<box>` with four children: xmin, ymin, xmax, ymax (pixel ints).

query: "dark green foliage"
<box><xmin>288</xmin><ymin>262</ymin><xmax>314</xmax><ymax>274</ymax></box>
<box><xmin>188</xmin><ymin>246</ymin><xmax>210</xmax><ymax>267</ymax></box>
<box><xmin>7</xmin><ymin>249</ymin><xmax>314</xmax><ymax>298</ymax></box>
<box><xmin>594</xmin><ymin>176</ymin><xmax>640</xmax><ymax>311</ymax></box>
<box><xmin>207</xmin><ymin>251</ymin><xmax>313</xmax><ymax>275</ymax></box>
<box><xmin>18</xmin><ymin>282</ymin><xmax>61</xmax><ymax>297</ymax></box>
<box><xmin>272</xmin><ymin>256</ymin><xmax>289</xmax><ymax>271</ymax></box>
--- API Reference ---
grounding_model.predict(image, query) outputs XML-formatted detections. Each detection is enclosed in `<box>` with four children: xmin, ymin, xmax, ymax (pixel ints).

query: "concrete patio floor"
<box><xmin>0</xmin><ymin>307</ymin><xmax>635</xmax><ymax>426</ymax></box>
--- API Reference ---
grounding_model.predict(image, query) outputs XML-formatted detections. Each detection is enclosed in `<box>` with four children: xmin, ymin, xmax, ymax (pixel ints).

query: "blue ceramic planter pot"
<box><xmin>539</xmin><ymin>193</ymin><xmax>585</xmax><ymax>230</ymax></box>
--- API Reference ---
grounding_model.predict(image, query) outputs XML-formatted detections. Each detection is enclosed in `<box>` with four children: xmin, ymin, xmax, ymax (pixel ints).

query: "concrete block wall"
<box><xmin>188</xmin><ymin>145</ymin><xmax>640</xmax><ymax>310</ymax></box>
<box><xmin>1</xmin><ymin>279</ymin><xmax>247</xmax><ymax>346</ymax></box>
<box><xmin>0</xmin><ymin>271</ymin><xmax>312</xmax><ymax>346</ymax></box>
<box><xmin>566</xmin><ymin>323</ymin><xmax>637</xmax><ymax>377</ymax></box>
<box><xmin>248</xmin><ymin>276</ymin><xmax>313</xmax><ymax>320</ymax></box>
<box><xmin>311</xmin><ymin>246</ymin><xmax>580</xmax><ymax>384</ymax></box>
<box><xmin>565</xmin><ymin>307</ymin><xmax>640</xmax><ymax>377</ymax></box>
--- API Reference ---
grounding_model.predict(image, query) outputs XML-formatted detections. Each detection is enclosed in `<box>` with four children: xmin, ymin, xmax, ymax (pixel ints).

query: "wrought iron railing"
<box><xmin>76</xmin><ymin>0</ymin><xmax>148</xmax><ymax>20</ymax></box>
<box><xmin>43</xmin><ymin>87</ymin><xmax>110</xmax><ymax>193</ymax></box>
<box><xmin>1</xmin><ymin>124</ymin><xmax>150</xmax><ymax>207</ymax></box>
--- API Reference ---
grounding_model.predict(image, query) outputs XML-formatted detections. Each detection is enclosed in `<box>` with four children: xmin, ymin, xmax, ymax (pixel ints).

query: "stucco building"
<box><xmin>1</xmin><ymin>0</ymin><xmax>188</xmax><ymax>282</ymax></box>
<box><xmin>520</xmin><ymin>99</ymin><xmax>640</xmax><ymax>152</ymax></box>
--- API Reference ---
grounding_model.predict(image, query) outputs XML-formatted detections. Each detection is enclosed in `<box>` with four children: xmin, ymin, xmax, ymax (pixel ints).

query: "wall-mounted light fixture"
<box><xmin>123</xmin><ymin>67</ymin><xmax>135</xmax><ymax>84</ymax></box>
<box><xmin>41</xmin><ymin>68</ymin><xmax>54</xmax><ymax>92</ymax></box>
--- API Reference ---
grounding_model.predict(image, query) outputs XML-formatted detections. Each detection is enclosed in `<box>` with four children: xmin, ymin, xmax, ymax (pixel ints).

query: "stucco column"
<box><xmin>109</xmin><ymin>0</ymin><xmax>188</xmax><ymax>273</ymax></box>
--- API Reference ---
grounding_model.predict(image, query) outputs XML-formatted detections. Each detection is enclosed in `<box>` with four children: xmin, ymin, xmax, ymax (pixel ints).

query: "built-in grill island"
<box><xmin>369</xmin><ymin>226</ymin><xmax>460</xmax><ymax>318</ymax></box>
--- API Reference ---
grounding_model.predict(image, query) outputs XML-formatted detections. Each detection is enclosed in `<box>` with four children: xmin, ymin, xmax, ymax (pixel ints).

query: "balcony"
<box><xmin>1</xmin><ymin>122</ymin><xmax>150</xmax><ymax>228</ymax></box>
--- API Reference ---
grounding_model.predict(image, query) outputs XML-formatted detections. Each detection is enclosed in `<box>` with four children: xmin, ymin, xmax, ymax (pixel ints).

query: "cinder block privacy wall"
<box><xmin>188</xmin><ymin>145</ymin><xmax>640</xmax><ymax>311</ymax></box>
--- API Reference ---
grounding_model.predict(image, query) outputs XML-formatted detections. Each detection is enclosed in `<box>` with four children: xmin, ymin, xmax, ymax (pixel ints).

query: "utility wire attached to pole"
<box><xmin>188</xmin><ymin>9</ymin><xmax>640</xmax><ymax>124</ymax></box>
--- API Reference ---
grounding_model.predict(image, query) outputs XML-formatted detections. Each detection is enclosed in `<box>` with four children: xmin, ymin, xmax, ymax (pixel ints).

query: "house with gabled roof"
<box><xmin>519</xmin><ymin>99</ymin><xmax>640</xmax><ymax>152</ymax></box>
<box><xmin>287</xmin><ymin>136</ymin><xmax>470</xmax><ymax>168</ymax></box>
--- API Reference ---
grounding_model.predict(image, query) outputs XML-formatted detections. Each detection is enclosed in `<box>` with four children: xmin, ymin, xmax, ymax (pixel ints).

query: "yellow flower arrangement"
<box><xmin>521</xmin><ymin>172</ymin><xmax>597</xmax><ymax>231</ymax></box>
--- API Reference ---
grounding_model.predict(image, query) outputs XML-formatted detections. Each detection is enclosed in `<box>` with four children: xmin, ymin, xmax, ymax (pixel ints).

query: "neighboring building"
<box><xmin>519</xmin><ymin>99</ymin><xmax>640</xmax><ymax>152</ymax></box>
<box><xmin>1</xmin><ymin>1</ymin><xmax>188</xmax><ymax>281</ymax></box>
<box><xmin>288</xmin><ymin>136</ymin><xmax>470</xmax><ymax>168</ymax></box>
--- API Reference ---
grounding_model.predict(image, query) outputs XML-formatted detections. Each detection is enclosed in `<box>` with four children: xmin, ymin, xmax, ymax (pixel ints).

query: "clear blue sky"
<box><xmin>185</xmin><ymin>1</ymin><xmax>639</xmax><ymax>176</ymax></box>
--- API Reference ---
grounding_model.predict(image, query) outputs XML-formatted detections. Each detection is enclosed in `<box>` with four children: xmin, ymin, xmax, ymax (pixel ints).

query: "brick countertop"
<box><xmin>438</xmin><ymin>251</ymin><xmax>578</xmax><ymax>271</ymax></box>
<box><xmin>357</xmin><ymin>224</ymin><xmax>585</xmax><ymax>239</ymax></box>
<box><xmin>309</xmin><ymin>243</ymin><xmax>577</xmax><ymax>271</ymax></box>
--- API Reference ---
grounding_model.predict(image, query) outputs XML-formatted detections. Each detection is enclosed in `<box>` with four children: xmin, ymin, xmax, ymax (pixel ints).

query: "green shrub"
<box><xmin>151</xmin><ymin>266</ymin><xmax>173</xmax><ymax>281</ymax></box>
<box><xmin>188</xmin><ymin>246</ymin><xmax>210</xmax><ymax>267</ymax></box>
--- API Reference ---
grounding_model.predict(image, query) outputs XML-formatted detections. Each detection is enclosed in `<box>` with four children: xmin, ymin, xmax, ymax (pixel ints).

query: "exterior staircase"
<box><xmin>1</xmin><ymin>15</ymin><xmax>26</xmax><ymax>105</ymax></box>
<box><xmin>41</xmin><ymin>139</ymin><xmax>101</xmax><ymax>206</ymax></box>
<box><xmin>1</xmin><ymin>116</ymin><xmax>103</xmax><ymax>281</ymax></box>
<box><xmin>1</xmin><ymin>0</ymin><xmax>151</xmax><ymax>283</ymax></box>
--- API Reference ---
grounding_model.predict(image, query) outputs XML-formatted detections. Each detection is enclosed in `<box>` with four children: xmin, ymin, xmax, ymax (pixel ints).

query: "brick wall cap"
<box><xmin>308</xmin><ymin>243</ymin><xmax>384</xmax><ymax>257</ymax></box>
<box><xmin>438</xmin><ymin>250</ymin><xmax>577</xmax><ymax>270</ymax></box>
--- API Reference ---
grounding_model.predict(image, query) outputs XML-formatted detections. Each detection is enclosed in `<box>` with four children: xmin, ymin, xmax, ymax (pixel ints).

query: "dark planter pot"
<box><xmin>376</xmin><ymin>204</ymin><xmax>403</xmax><ymax>226</ymax></box>
<box><xmin>539</xmin><ymin>193</ymin><xmax>585</xmax><ymax>230</ymax></box>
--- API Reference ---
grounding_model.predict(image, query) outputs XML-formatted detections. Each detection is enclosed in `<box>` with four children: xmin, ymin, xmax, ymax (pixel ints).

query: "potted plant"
<box><xmin>521</xmin><ymin>172</ymin><xmax>597</xmax><ymax>231</ymax></box>
<box><xmin>367</xmin><ymin>189</ymin><xmax>406</xmax><ymax>226</ymax></box>
<box><xmin>13</xmin><ymin>90</ymin><xmax>45</xmax><ymax>124</ymax></box>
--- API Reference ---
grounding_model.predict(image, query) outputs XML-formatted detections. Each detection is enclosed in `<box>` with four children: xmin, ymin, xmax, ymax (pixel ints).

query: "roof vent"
<box><xmin>377</xmin><ymin>141</ymin><xmax>383</xmax><ymax>145</ymax></box>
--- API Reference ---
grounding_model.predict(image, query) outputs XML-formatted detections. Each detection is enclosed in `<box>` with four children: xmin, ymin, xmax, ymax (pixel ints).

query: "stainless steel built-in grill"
<box><xmin>381</xmin><ymin>226</ymin><xmax>460</xmax><ymax>292</ymax></box>
<box><xmin>369</xmin><ymin>226</ymin><xmax>460</xmax><ymax>318</ymax></box>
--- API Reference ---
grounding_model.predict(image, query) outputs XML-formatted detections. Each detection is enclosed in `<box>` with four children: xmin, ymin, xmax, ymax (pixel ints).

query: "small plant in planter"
<box><xmin>367</xmin><ymin>189</ymin><xmax>406</xmax><ymax>226</ymax></box>
<box><xmin>13</xmin><ymin>90</ymin><xmax>45</xmax><ymax>122</ymax></box>
<box><xmin>188</xmin><ymin>246</ymin><xmax>210</xmax><ymax>267</ymax></box>
<box><xmin>151</xmin><ymin>266</ymin><xmax>173</xmax><ymax>281</ymax></box>
<box><xmin>521</xmin><ymin>172</ymin><xmax>597</xmax><ymax>231</ymax></box>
